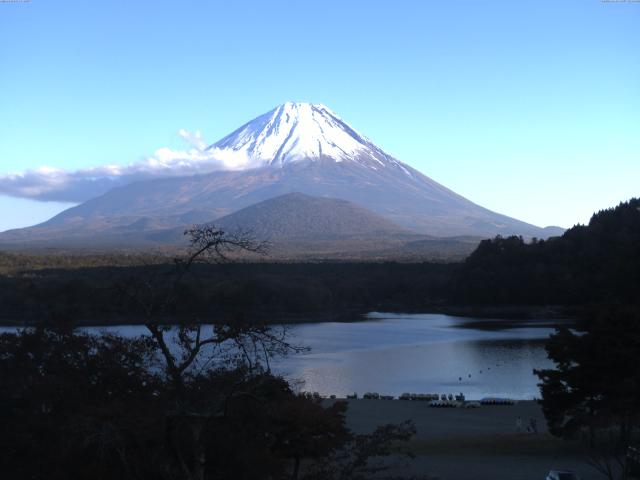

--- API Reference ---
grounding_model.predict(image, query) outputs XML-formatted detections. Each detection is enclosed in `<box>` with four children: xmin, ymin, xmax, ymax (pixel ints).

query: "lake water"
<box><xmin>0</xmin><ymin>313</ymin><xmax>558</xmax><ymax>400</ymax></box>
<box><xmin>276</xmin><ymin>313</ymin><xmax>556</xmax><ymax>400</ymax></box>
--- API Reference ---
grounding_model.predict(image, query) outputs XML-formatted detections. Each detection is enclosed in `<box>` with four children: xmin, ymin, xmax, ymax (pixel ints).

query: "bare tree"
<box><xmin>588</xmin><ymin>453</ymin><xmax>629</xmax><ymax>480</ymax></box>
<box><xmin>116</xmin><ymin>225</ymin><xmax>299</xmax><ymax>384</ymax></box>
<box><xmin>586</xmin><ymin>429</ymin><xmax>631</xmax><ymax>480</ymax></box>
<box><xmin>303</xmin><ymin>421</ymin><xmax>420</xmax><ymax>480</ymax></box>
<box><xmin>115</xmin><ymin>225</ymin><xmax>304</xmax><ymax>480</ymax></box>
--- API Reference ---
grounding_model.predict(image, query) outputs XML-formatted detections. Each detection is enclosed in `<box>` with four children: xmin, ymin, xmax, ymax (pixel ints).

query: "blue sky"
<box><xmin>1</xmin><ymin>0</ymin><xmax>638</xmax><ymax>231</ymax></box>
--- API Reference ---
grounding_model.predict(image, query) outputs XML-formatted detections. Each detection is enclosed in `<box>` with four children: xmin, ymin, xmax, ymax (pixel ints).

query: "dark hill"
<box><xmin>215</xmin><ymin>192</ymin><xmax>406</xmax><ymax>239</ymax></box>
<box><xmin>144</xmin><ymin>193</ymin><xmax>481</xmax><ymax>261</ymax></box>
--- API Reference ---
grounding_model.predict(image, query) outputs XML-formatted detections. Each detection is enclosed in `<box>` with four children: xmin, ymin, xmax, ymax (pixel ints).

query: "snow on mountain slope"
<box><xmin>206</xmin><ymin>102</ymin><xmax>408</xmax><ymax>172</ymax></box>
<box><xmin>0</xmin><ymin>102</ymin><xmax>565</xmax><ymax>245</ymax></box>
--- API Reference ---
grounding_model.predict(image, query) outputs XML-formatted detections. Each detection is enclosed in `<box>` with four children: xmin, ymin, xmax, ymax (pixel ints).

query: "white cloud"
<box><xmin>178</xmin><ymin>129</ymin><xmax>206</xmax><ymax>150</ymax></box>
<box><xmin>0</xmin><ymin>130</ymin><xmax>247</xmax><ymax>203</ymax></box>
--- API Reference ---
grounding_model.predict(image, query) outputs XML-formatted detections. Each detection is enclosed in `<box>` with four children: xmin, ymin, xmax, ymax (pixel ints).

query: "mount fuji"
<box><xmin>0</xmin><ymin>102</ymin><xmax>563</xmax><ymax>249</ymax></box>
<box><xmin>205</xmin><ymin>102</ymin><xmax>412</xmax><ymax>172</ymax></box>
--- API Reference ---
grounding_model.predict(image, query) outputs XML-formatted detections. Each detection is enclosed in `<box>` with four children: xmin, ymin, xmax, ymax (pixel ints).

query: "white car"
<box><xmin>545</xmin><ymin>470</ymin><xmax>580</xmax><ymax>480</ymax></box>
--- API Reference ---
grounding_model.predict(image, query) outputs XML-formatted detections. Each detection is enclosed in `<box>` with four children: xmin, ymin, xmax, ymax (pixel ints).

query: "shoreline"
<box><xmin>0</xmin><ymin>304</ymin><xmax>576</xmax><ymax>328</ymax></box>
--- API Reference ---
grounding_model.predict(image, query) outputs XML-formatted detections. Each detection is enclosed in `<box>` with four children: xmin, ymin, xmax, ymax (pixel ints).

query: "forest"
<box><xmin>452</xmin><ymin>198</ymin><xmax>640</xmax><ymax>307</ymax></box>
<box><xmin>0</xmin><ymin>260</ymin><xmax>454</xmax><ymax>326</ymax></box>
<box><xmin>1</xmin><ymin>199</ymin><xmax>639</xmax><ymax>326</ymax></box>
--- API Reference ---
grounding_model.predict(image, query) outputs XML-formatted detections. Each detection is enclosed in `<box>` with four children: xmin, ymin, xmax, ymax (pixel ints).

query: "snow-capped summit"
<box><xmin>0</xmin><ymin>102</ymin><xmax>565</xmax><ymax>246</ymax></box>
<box><xmin>206</xmin><ymin>102</ymin><xmax>399</xmax><ymax>170</ymax></box>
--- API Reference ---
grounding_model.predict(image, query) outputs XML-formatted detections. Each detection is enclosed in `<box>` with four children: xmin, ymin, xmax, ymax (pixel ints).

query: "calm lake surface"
<box><xmin>276</xmin><ymin>313</ymin><xmax>556</xmax><ymax>400</ymax></box>
<box><xmin>1</xmin><ymin>313</ymin><xmax>558</xmax><ymax>400</ymax></box>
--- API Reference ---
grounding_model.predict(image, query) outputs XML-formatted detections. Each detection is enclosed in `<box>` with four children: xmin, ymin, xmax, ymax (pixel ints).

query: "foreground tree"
<box><xmin>535</xmin><ymin>307</ymin><xmax>640</xmax><ymax>479</ymax></box>
<box><xmin>113</xmin><ymin>225</ymin><xmax>332</xmax><ymax>480</ymax></box>
<box><xmin>0</xmin><ymin>328</ymin><xmax>163</xmax><ymax>479</ymax></box>
<box><xmin>304</xmin><ymin>421</ymin><xmax>418</xmax><ymax>480</ymax></box>
<box><xmin>0</xmin><ymin>327</ymin><xmax>356</xmax><ymax>480</ymax></box>
<box><xmin>1</xmin><ymin>225</ymin><xmax>422</xmax><ymax>480</ymax></box>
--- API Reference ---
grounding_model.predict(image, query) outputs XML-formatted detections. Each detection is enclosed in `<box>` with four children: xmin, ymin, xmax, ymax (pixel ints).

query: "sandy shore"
<box><xmin>329</xmin><ymin>399</ymin><xmax>601</xmax><ymax>480</ymax></box>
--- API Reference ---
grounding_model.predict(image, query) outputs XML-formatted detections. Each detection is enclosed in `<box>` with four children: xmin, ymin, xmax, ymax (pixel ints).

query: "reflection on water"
<box><xmin>274</xmin><ymin>313</ymin><xmax>556</xmax><ymax>400</ymax></box>
<box><xmin>0</xmin><ymin>313</ymin><xmax>557</xmax><ymax>400</ymax></box>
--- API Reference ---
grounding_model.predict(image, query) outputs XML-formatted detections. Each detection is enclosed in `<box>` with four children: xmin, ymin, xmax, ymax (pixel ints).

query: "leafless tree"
<box><xmin>303</xmin><ymin>421</ymin><xmax>420</xmax><ymax>480</ymax></box>
<box><xmin>586</xmin><ymin>430</ymin><xmax>631</xmax><ymax>480</ymax></box>
<box><xmin>115</xmin><ymin>225</ymin><xmax>304</xmax><ymax>480</ymax></box>
<box><xmin>115</xmin><ymin>225</ymin><xmax>301</xmax><ymax>385</ymax></box>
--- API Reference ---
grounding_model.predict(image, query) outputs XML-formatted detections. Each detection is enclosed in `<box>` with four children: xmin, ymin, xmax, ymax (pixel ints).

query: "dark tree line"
<box><xmin>0</xmin><ymin>261</ymin><xmax>454</xmax><ymax>326</ymax></box>
<box><xmin>452</xmin><ymin>198</ymin><xmax>640</xmax><ymax>306</ymax></box>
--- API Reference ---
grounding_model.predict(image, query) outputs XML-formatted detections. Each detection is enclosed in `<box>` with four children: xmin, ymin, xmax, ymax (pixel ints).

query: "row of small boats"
<box><xmin>362</xmin><ymin>392</ymin><xmax>394</xmax><ymax>400</ymax></box>
<box><xmin>399</xmin><ymin>393</ymin><xmax>466</xmax><ymax>402</ymax></box>
<box><xmin>315</xmin><ymin>391</ymin><xmax>516</xmax><ymax>406</ymax></box>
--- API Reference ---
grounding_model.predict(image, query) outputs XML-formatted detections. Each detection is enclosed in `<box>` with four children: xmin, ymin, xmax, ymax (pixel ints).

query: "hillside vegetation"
<box><xmin>1</xmin><ymin>198</ymin><xmax>638</xmax><ymax>325</ymax></box>
<box><xmin>0</xmin><ymin>261</ymin><xmax>454</xmax><ymax>325</ymax></box>
<box><xmin>216</xmin><ymin>193</ymin><xmax>406</xmax><ymax>238</ymax></box>
<box><xmin>453</xmin><ymin>198</ymin><xmax>640</xmax><ymax>306</ymax></box>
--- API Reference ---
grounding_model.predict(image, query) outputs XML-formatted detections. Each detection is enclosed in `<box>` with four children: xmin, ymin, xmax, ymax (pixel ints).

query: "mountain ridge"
<box><xmin>0</xmin><ymin>102</ymin><xmax>564</xmax><ymax>246</ymax></box>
